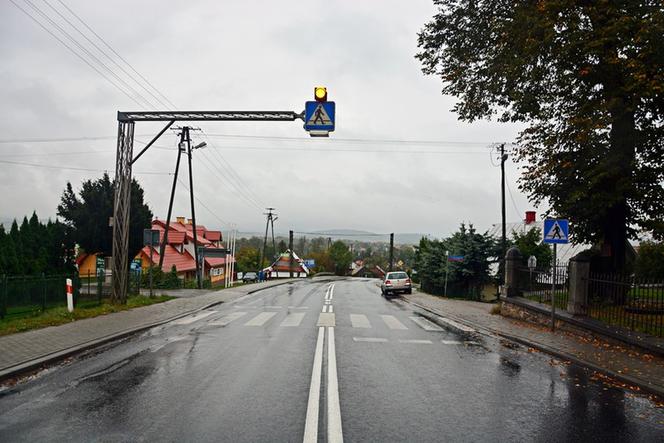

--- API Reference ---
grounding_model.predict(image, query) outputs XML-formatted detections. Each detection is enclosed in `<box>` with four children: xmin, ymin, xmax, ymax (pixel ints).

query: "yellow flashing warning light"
<box><xmin>314</xmin><ymin>86</ymin><xmax>327</xmax><ymax>102</ymax></box>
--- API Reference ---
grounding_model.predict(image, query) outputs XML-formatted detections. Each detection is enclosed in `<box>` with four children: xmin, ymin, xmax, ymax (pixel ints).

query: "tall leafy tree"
<box><xmin>329</xmin><ymin>240</ymin><xmax>353</xmax><ymax>276</ymax></box>
<box><xmin>58</xmin><ymin>173</ymin><xmax>153</xmax><ymax>262</ymax></box>
<box><xmin>417</xmin><ymin>1</ymin><xmax>664</xmax><ymax>272</ymax></box>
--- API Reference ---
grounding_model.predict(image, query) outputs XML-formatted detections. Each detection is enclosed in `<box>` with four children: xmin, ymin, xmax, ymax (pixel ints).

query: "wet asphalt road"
<box><xmin>1</xmin><ymin>279</ymin><xmax>663</xmax><ymax>442</ymax></box>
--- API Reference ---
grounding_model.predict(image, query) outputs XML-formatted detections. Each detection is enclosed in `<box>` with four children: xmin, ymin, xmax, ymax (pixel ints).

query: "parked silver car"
<box><xmin>381</xmin><ymin>271</ymin><xmax>412</xmax><ymax>297</ymax></box>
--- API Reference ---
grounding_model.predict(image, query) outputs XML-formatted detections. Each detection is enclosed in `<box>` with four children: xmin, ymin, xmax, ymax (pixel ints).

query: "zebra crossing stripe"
<box><xmin>381</xmin><ymin>315</ymin><xmax>408</xmax><ymax>330</ymax></box>
<box><xmin>350</xmin><ymin>314</ymin><xmax>371</xmax><ymax>328</ymax></box>
<box><xmin>244</xmin><ymin>311</ymin><xmax>277</xmax><ymax>326</ymax></box>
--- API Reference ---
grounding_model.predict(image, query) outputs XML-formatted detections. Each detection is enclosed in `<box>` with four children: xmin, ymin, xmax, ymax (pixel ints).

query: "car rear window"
<box><xmin>388</xmin><ymin>272</ymin><xmax>408</xmax><ymax>279</ymax></box>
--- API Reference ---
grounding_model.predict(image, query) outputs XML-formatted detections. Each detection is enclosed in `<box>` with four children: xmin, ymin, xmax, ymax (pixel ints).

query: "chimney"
<box><xmin>525</xmin><ymin>211</ymin><xmax>536</xmax><ymax>224</ymax></box>
<box><xmin>187</xmin><ymin>218</ymin><xmax>193</xmax><ymax>225</ymax></box>
<box><xmin>176</xmin><ymin>216</ymin><xmax>185</xmax><ymax>224</ymax></box>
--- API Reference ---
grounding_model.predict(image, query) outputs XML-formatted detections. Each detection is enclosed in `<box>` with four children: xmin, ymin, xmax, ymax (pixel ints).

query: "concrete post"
<box><xmin>503</xmin><ymin>247</ymin><xmax>521</xmax><ymax>298</ymax></box>
<box><xmin>567</xmin><ymin>252</ymin><xmax>591</xmax><ymax>316</ymax></box>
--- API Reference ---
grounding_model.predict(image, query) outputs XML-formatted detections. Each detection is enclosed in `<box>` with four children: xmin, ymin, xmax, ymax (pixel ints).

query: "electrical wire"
<box><xmin>0</xmin><ymin>158</ymin><xmax>172</xmax><ymax>175</ymax></box>
<box><xmin>56</xmin><ymin>0</ymin><xmax>177</xmax><ymax>109</ymax></box>
<box><xmin>195</xmin><ymin>148</ymin><xmax>264</xmax><ymax>211</ymax></box>
<box><xmin>177</xmin><ymin>178</ymin><xmax>232</xmax><ymax>228</ymax></box>
<box><xmin>20</xmin><ymin>0</ymin><xmax>157</xmax><ymax>109</ymax></box>
<box><xmin>42</xmin><ymin>0</ymin><xmax>171</xmax><ymax>109</ymax></box>
<box><xmin>199</xmin><ymin>129</ymin><xmax>266</xmax><ymax>208</ymax></box>
<box><xmin>8</xmin><ymin>0</ymin><xmax>145</xmax><ymax>107</ymax></box>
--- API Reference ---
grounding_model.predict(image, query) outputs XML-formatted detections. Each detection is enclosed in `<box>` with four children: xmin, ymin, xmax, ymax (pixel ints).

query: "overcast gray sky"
<box><xmin>0</xmin><ymin>0</ymin><xmax>535</xmax><ymax>238</ymax></box>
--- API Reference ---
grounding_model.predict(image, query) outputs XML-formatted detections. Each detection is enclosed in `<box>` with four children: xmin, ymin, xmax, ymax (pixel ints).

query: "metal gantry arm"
<box><xmin>118</xmin><ymin>111</ymin><xmax>304</xmax><ymax>122</ymax></box>
<box><xmin>111</xmin><ymin>109</ymin><xmax>304</xmax><ymax>304</ymax></box>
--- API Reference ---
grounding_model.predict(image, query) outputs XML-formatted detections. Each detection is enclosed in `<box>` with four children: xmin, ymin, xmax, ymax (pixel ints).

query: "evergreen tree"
<box><xmin>58</xmin><ymin>173</ymin><xmax>153</xmax><ymax>261</ymax></box>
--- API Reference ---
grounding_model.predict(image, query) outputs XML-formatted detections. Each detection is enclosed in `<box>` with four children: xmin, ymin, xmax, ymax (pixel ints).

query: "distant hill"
<box><xmin>306</xmin><ymin>229</ymin><xmax>430</xmax><ymax>245</ymax></box>
<box><xmin>237</xmin><ymin>229</ymin><xmax>431</xmax><ymax>245</ymax></box>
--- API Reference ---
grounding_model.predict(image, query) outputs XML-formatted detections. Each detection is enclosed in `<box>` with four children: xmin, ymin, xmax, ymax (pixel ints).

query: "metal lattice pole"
<box><xmin>111</xmin><ymin>121</ymin><xmax>135</xmax><ymax>304</ymax></box>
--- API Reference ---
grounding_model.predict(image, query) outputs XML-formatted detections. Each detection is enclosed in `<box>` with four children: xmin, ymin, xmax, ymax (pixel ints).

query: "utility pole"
<box><xmin>500</xmin><ymin>143</ymin><xmax>508</xmax><ymax>282</ymax></box>
<box><xmin>270</xmin><ymin>215</ymin><xmax>277</xmax><ymax>260</ymax></box>
<box><xmin>230</xmin><ymin>226</ymin><xmax>237</xmax><ymax>286</ymax></box>
<box><xmin>389</xmin><ymin>233</ymin><xmax>394</xmax><ymax>272</ymax></box>
<box><xmin>289</xmin><ymin>230</ymin><xmax>294</xmax><ymax>278</ymax></box>
<box><xmin>259</xmin><ymin>208</ymin><xmax>276</xmax><ymax>272</ymax></box>
<box><xmin>159</xmin><ymin>130</ymin><xmax>185</xmax><ymax>268</ymax></box>
<box><xmin>184</xmin><ymin>126</ymin><xmax>206</xmax><ymax>289</ymax></box>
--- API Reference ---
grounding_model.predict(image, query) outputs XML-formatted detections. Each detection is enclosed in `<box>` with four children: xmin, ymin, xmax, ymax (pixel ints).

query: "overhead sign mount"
<box><xmin>543</xmin><ymin>219</ymin><xmax>569</xmax><ymax>244</ymax></box>
<box><xmin>304</xmin><ymin>86</ymin><xmax>335</xmax><ymax>137</ymax></box>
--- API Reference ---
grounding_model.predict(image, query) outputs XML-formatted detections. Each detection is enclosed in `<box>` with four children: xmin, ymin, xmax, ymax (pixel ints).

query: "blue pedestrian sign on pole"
<box><xmin>543</xmin><ymin>219</ymin><xmax>569</xmax><ymax>244</ymax></box>
<box><xmin>303</xmin><ymin>101</ymin><xmax>335</xmax><ymax>135</ymax></box>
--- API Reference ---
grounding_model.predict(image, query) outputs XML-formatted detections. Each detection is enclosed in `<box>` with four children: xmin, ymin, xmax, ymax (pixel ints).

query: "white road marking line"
<box><xmin>317</xmin><ymin>312</ymin><xmax>336</xmax><ymax>327</ymax></box>
<box><xmin>288</xmin><ymin>306</ymin><xmax>309</xmax><ymax>310</ymax></box>
<box><xmin>208</xmin><ymin>311</ymin><xmax>248</xmax><ymax>326</ymax></box>
<box><xmin>280</xmin><ymin>312</ymin><xmax>306</xmax><ymax>327</ymax></box>
<box><xmin>353</xmin><ymin>337</ymin><xmax>388</xmax><ymax>343</ymax></box>
<box><xmin>329</xmin><ymin>305</ymin><xmax>334</xmax><ymax>313</ymax></box>
<box><xmin>350</xmin><ymin>314</ymin><xmax>371</xmax><ymax>328</ymax></box>
<box><xmin>322</xmin><ymin>305</ymin><xmax>328</xmax><ymax>313</ymax></box>
<box><xmin>172</xmin><ymin>310</ymin><xmax>216</xmax><ymax>325</ymax></box>
<box><xmin>303</xmin><ymin>327</ymin><xmax>325</xmax><ymax>443</ymax></box>
<box><xmin>327</xmin><ymin>327</ymin><xmax>343</xmax><ymax>443</ymax></box>
<box><xmin>441</xmin><ymin>340</ymin><xmax>463</xmax><ymax>345</ymax></box>
<box><xmin>324</xmin><ymin>300</ymin><xmax>331</xmax><ymax>305</ymax></box>
<box><xmin>244</xmin><ymin>311</ymin><xmax>277</xmax><ymax>326</ymax></box>
<box><xmin>261</xmin><ymin>305</ymin><xmax>284</xmax><ymax>309</ymax></box>
<box><xmin>409</xmin><ymin>316</ymin><xmax>444</xmax><ymax>331</ymax></box>
<box><xmin>398</xmin><ymin>339</ymin><xmax>433</xmax><ymax>344</ymax></box>
<box><xmin>329</xmin><ymin>283</ymin><xmax>335</xmax><ymax>300</ymax></box>
<box><xmin>381</xmin><ymin>315</ymin><xmax>408</xmax><ymax>330</ymax></box>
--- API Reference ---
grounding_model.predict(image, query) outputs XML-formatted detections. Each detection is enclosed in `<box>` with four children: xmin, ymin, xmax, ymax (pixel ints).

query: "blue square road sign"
<box><xmin>543</xmin><ymin>219</ymin><xmax>569</xmax><ymax>244</ymax></box>
<box><xmin>303</xmin><ymin>101</ymin><xmax>335</xmax><ymax>132</ymax></box>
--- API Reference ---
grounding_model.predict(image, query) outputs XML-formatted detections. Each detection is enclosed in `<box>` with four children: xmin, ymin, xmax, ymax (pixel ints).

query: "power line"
<box><xmin>42</xmin><ymin>0</ymin><xmax>171</xmax><ymax>109</ymax></box>
<box><xmin>8</xmin><ymin>0</ymin><xmax>145</xmax><ymax>107</ymax></box>
<box><xmin>55</xmin><ymin>0</ymin><xmax>177</xmax><ymax>109</ymax></box>
<box><xmin>194</xmin><ymin>149</ymin><xmax>264</xmax><ymax>211</ymax></box>
<box><xmin>177</xmin><ymin>178</ymin><xmax>232</xmax><ymax>228</ymax></box>
<box><xmin>203</xmin><ymin>133</ymin><xmax>509</xmax><ymax>146</ymax></box>
<box><xmin>20</xmin><ymin>0</ymin><xmax>157</xmax><ymax>109</ymax></box>
<box><xmin>199</xmin><ymin>130</ymin><xmax>266</xmax><ymax>208</ymax></box>
<box><xmin>0</xmin><ymin>134</ymin><xmax>514</xmax><ymax>147</ymax></box>
<box><xmin>0</xmin><ymin>158</ymin><xmax>172</xmax><ymax>175</ymax></box>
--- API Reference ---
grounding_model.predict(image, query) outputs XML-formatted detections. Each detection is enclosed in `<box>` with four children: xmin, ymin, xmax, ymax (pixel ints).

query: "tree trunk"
<box><xmin>600</xmin><ymin>99</ymin><xmax>635</xmax><ymax>292</ymax></box>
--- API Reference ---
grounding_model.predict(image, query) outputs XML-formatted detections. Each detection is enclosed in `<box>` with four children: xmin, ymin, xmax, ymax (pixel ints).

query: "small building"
<box><xmin>351</xmin><ymin>264</ymin><xmax>386</xmax><ymax>279</ymax></box>
<box><xmin>265</xmin><ymin>250</ymin><xmax>309</xmax><ymax>278</ymax></box>
<box><xmin>136</xmin><ymin>217</ymin><xmax>234</xmax><ymax>284</ymax></box>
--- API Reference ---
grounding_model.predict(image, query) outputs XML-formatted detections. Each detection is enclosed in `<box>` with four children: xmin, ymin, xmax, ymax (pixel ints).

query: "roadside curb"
<box><xmin>0</xmin><ymin>279</ymin><xmax>309</xmax><ymax>382</ymax></box>
<box><xmin>0</xmin><ymin>298</ymin><xmax>227</xmax><ymax>383</ymax></box>
<box><xmin>402</xmin><ymin>298</ymin><xmax>664</xmax><ymax>399</ymax></box>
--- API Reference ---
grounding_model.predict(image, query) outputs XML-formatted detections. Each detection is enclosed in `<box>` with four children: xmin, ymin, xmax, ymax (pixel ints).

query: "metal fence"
<box><xmin>587</xmin><ymin>273</ymin><xmax>664</xmax><ymax>337</ymax></box>
<box><xmin>517</xmin><ymin>262</ymin><xmax>569</xmax><ymax>310</ymax></box>
<box><xmin>0</xmin><ymin>271</ymin><xmax>142</xmax><ymax>320</ymax></box>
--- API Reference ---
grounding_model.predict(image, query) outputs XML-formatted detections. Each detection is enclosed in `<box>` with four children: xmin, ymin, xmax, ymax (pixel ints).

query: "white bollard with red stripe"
<box><xmin>66</xmin><ymin>278</ymin><xmax>74</xmax><ymax>312</ymax></box>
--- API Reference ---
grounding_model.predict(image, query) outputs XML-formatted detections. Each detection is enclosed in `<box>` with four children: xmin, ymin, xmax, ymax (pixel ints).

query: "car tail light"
<box><xmin>406</xmin><ymin>278</ymin><xmax>411</xmax><ymax>284</ymax></box>
<box><xmin>385</xmin><ymin>280</ymin><xmax>392</xmax><ymax>285</ymax></box>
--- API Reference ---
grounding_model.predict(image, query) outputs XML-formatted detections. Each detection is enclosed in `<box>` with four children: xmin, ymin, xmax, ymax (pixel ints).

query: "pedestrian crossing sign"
<box><xmin>543</xmin><ymin>218</ymin><xmax>569</xmax><ymax>244</ymax></box>
<box><xmin>303</xmin><ymin>101</ymin><xmax>335</xmax><ymax>135</ymax></box>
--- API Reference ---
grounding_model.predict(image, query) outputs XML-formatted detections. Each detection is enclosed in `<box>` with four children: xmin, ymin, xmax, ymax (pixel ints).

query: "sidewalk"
<box><xmin>403</xmin><ymin>291</ymin><xmax>664</xmax><ymax>398</ymax></box>
<box><xmin>0</xmin><ymin>279</ymin><xmax>298</xmax><ymax>381</ymax></box>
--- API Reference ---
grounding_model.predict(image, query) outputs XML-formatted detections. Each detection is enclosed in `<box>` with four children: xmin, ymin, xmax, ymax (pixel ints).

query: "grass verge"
<box><xmin>0</xmin><ymin>295</ymin><xmax>175</xmax><ymax>337</ymax></box>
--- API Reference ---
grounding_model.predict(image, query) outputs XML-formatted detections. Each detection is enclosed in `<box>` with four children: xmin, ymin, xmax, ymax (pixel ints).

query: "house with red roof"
<box><xmin>265</xmin><ymin>250</ymin><xmax>310</xmax><ymax>278</ymax></box>
<box><xmin>135</xmin><ymin>216</ymin><xmax>234</xmax><ymax>285</ymax></box>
